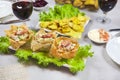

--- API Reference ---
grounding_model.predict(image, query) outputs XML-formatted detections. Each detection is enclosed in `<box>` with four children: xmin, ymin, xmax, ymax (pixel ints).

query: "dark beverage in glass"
<box><xmin>97</xmin><ymin>0</ymin><xmax>117</xmax><ymax>23</ymax></box>
<box><xmin>99</xmin><ymin>0</ymin><xmax>117</xmax><ymax>13</ymax></box>
<box><xmin>12</xmin><ymin>1</ymin><xmax>33</xmax><ymax>20</ymax></box>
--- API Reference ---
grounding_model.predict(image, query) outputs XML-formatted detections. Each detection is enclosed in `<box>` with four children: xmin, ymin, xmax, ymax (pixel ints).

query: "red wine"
<box><xmin>99</xmin><ymin>0</ymin><xmax>117</xmax><ymax>12</ymax></box>
<box><xmin>12</xmin><ymin>1</ymin><xmax>33</xmax><ymax>20</ymax></box>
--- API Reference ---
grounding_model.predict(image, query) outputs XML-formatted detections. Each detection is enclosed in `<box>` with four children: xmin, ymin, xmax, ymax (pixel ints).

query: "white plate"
<box><xmin>88</xmin><ymin>29</ymin><xmax>110</xmax><ymax>43</ymax></box>
<box><xmin>106</xmin><ymin>37</ymin><xmax>120</xmax><ymax>64</ymax></box>
<box><xmin>0</xmin><ymin>1</ymin><xmax>12</xmax><ymax>18</ymax></box>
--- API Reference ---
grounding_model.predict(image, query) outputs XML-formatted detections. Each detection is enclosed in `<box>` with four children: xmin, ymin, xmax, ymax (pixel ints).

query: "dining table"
<box><xmin>0</xmin><ymin>0</ymin><xmax>120</xmax><ymax>80</ymax></box>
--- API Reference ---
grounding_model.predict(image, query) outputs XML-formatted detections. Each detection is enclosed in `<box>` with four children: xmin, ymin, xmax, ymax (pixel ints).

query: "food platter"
<box><xmin>0</xmin><ymin>23</ymin><xmax>93</xmax><ymax>73</ymax></box>
<box><xmin>37</xmin><ymin>4</ymin><xmax>90</xmax><ymax>39</ymax></box>
<box><xmin>0</xmin><ymin>4</ymin><xmax>93</xmax><ymax>73</ymax></box>
<box><xmin>0</xmin><ymin>1</ymin><xmax>12</xmax><ymax>19</ymax></box>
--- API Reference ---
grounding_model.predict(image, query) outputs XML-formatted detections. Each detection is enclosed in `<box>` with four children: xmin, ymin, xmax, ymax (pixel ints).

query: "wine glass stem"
<box><xmin>102</xmin><ymin>12</ymin><xmax>107</xmax><ymax>23</ymax></box>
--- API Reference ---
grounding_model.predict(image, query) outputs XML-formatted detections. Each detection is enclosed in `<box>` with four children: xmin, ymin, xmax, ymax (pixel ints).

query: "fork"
<box><xmin>0</xmin><ymin>14</ymin><xmax>13</xmax><ymax>20</ymax></box>
<box><xmin>115</xmin><ymin>32</ymin><xmax>120</xmax><ymax>37</ymax></box>
<box><xmin>0</xmin><ymin>19</ymin><xmax>30</xmax><ymax>24</ymax></box>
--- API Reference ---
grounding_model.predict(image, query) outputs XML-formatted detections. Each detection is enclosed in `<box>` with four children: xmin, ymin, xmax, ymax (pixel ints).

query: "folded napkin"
<box><xmin>0</xmin><ymin>1</ymin><xmax>12</xmax><ymax>19</ymax></box>
<box><xmin>0</xmin><ymin>64</ymin><xmax>28</xmax><ymax>80</ymax></box>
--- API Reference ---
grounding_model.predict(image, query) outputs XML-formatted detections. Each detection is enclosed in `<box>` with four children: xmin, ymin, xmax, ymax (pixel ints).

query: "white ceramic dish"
<box><xmin>0</xmin><ymin>1</ymin><xmax>12</xmax><ymax>19</ymax></box>
<box><xmin>106</xmin><ymin>37</ymin><xmax>120</xmax><ymax>64</ymax></box>
<box><xmin>88</xmin><ymin>29</ymin><xmax>110</xmax><ymax>43</ymax></box>
<box><xmin>33</xmin><ymin>4</ymin><xmax>49</xmax><ymax>11</ymax></box>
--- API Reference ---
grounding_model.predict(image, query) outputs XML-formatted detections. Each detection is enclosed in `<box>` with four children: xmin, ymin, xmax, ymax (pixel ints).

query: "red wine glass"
<box><xmin>97</xmin><ymin>0</ymin><xmax>117</xmax><ymax>23</ymax></box>
<box><xmin>12</xmin><ymin>0</ymin><xmax>33</xmax><ymax>23</ymax></box>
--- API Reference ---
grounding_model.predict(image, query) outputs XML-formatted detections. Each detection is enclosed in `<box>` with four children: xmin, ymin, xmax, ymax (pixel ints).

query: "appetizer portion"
<box><xmin>50</xmin><ymin>37</ymin><xmax>79</xmax><ymax>59</ymax></box>
<box><xmin>31</xmin><ymin>29</ymin><xmax>57</xmax><ymax>51</ymax></box>
<box><xmin>0</xmin><ymin>24</ymin><xmax>94</xmax><ymax>73</ymax></box>
<box><xmin>5</xmin><ymin>24</ymin><xmax>34</xmax><ymax>49</ymax></box>
<box><xmin>33</xmin><ymin>0</ymin><xmax>48</xmax><ymax>7</ymax></box>
<box><xmin>98</xmin><ymin>29</ymin><xmax>110</xmax><ymax>42</ymax></box>
<box><xmin>39</xmin><ymin>4</ymin><xmax>90</xmax><ymax>38</ymax></box>
<box><xmin>88</xmin><ymin>29</ymin><xmax>110</xmax><ymax>43</ymax></box>
<box><xmin>40</xmin><ymin>15</ymin><xmax>88</xmax><ymax>38</ymax></box>
<box><xmin>55</xmin><ymin>0</ymin><xmax>99</xmax><ymax>10</ymax></box>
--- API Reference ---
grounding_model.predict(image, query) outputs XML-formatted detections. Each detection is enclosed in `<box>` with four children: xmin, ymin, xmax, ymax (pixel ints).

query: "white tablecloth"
<box><xmin>0</xmin><ymin>0</ymin><xmax>120</xmax><ymax>80</ymax></box>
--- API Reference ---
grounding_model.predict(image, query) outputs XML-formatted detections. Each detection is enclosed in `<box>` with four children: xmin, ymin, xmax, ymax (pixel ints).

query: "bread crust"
<box><xmin>50</xmin><ymin>37</ymin><xmax>79</xmax><ymax>59</ymax></box>
<box><xmin>31</xmin><ymin>29</ymin><xmax>57</xmax><ymax>51</ymax></box>
<box><xmin>5</xmin><ymin>24</ymin><xmax>34</xmax><ymax>50</ymax></box>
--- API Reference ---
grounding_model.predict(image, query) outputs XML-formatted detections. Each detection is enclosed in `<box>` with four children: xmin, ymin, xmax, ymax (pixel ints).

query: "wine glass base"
<box><xmin>96</xmin><ymin>16</ymin><xmax>111</xmax><ymax>24</ymax></box>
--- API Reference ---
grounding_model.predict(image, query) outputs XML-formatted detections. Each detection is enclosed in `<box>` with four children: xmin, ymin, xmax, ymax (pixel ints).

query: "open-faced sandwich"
<box><xmin>5</xmin><ymin>24</ymin><xmax>34</xmax><ymax>50</ymax></box>
<box><xmin>31</xmin><ymin>29</ymin><xmax>57</xmax><ymax>51</ymax></box>
<box><xmin>50</xmin><ymin>37</ymin><xmax>79</xmax><ymax>59</ymax></box>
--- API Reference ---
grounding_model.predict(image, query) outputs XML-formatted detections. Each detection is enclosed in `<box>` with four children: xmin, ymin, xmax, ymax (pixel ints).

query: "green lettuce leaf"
<box><xmin>32</xmin><ymin>52</ymin><xmax>65</xmax><ymax>67</ymax></box>
<box><xmin>75</xmin><ymin>45</ymin><xmax>93</xmax><ymax>59</ymax></box>
<box><xmin>67</xmin><ymin>59</ymin><xmax>85</xmax><ymax>73</ymax></box>
<box><xmin>39</xmin><ymin>4</ymin><xmax>85</xmax><ymax>21</ymax></box>
<box><xmin>0</xmin><ymin>36</ymin><xmax>10</xmax><ymax>53</ymax></box>
<box><xmin>0</xmin><ymin>36</ymin><xmax>93</xmax><ymax>73</ymax></box>
<box><xmin>66</xmin><ymin>45</ymin><xmax>93</xmax><ymax>73</ymax></box>
<box><xmin>31</xmin><ymin>45</ymin><xmax>93</xmax><ymax>73</ymax></box>
<box><xmin>14</xmin><ymin>45</ymin><xmax>93</xmax><ymax>73</ymax></box>
<box><xmin>15</xmin><ymin>49</ymin><xmax>32</xmax><ymax>61</ymax></box>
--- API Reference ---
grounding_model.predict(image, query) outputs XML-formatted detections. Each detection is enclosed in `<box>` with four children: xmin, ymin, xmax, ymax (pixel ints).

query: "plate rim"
<box><xmin>106</xmin><ymin>37</ymin><xmax>120</xmax><ymax>64</ymax></box>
